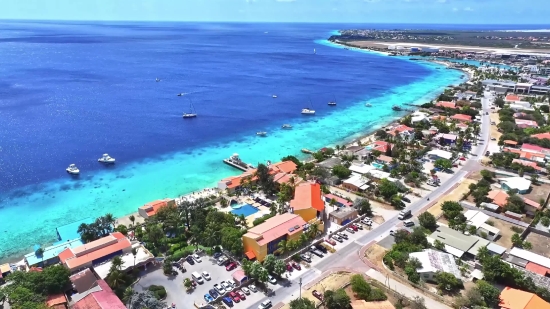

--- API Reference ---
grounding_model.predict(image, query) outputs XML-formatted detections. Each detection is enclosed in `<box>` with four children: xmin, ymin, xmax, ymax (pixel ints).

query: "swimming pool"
<box><xmin>372</xmin><ymin>162</ymin><xmax>384</xmax><ymax>169</ymax></box>
<box><xmin>230</xmin><ymin>204</ymin><xmax>259</xmax><ymax>217</ymax></box>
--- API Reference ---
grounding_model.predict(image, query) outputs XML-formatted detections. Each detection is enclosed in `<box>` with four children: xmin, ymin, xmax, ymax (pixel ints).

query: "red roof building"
<box><xmin>73</xmin><ymin>280</ymin><xmax>126</xmax><ymax>309</ymax></box>
<box><xmin>450</xmin><ymin>114</ymin><xmax>472</xmax><ymax>122</ymax></box>
<box><xmin>515</xmin><ymin>119</ymin><xmax>539</xmax><ymax>128</ymax></box>
<box><xmin>435</xmin><ymin>101</ymin><xmax>457</xmax><ymax>109</ymax></box>
<box><xmin>138</xmin><ymin>199</ymin><xmax>175</xmax><ymax>218</ymax></box>
<box><xmin>290</xmin><ymin>183</ymin><xmax>325</xmax><ymax>213</ymax></box>
<box><xmin>521</xmin><ymin>143</ymin><xmax>550</xmax><ymax>154</ymax></box>
<box><xmin>369</xmin><ymin>141</ymin><xmax>392</xmax><ymax>153</ymax></box>
<box><xmin>505</xmin><ymin>94</ymin><xmax>521</xmax><ymax>102</ymax></box>
<box><xmin>531</xmin><ymin>132</ymin><xmax>550</xmax><ymax>140</ymax></box>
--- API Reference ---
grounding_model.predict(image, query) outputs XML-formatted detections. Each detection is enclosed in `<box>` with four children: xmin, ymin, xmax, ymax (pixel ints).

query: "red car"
<box><xmin>286</xmin><ymin>263</ymin><xmax>293</xmax><ymax>272</ymax></box>
<box><xmin>349</xmin><ymin>224</ymin><xmax>358</xmax><ymax>231</ymax></box>
<box><xmin>292</xmin><ymin>262</ymin><xmax>301</xmax><ymax>270</ymax></box>
<box><xmin>325</xmin><ymin>238</ymin><xmax>336</xmax><ymax>246</ymax></box>
<box><xmin>312</xmin><ymin>290</ymin><xmax>323</xmax><ymax>300</ymax></box>
<box><xmin>226</xmin><ymin>262</ymin><xmax>237</xmax><ymax>271</ymax></box>
<box><xmin>459</xmin><ymin>157</ymin><xmax>466</xmax><ymax>161</ymax></box>
<box><xmin>229</xmin><ymin>291</ymin><xmax>241</xmax><ymax>303</ymax></box>
<box><xmin>236</xmin><ymin>290</ymin><xmax>246</xmax><ymax>300</ymax></box>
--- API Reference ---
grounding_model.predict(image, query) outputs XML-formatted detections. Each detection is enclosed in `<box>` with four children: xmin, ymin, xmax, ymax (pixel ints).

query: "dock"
<box><xmin>223</xmin><ymin>153</ymin><xmax>255</xmax><ymax>172</ymax></box>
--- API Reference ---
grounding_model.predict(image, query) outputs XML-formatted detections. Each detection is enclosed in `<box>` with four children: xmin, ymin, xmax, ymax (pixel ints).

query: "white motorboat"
<box><xmin>365</xmin><ymin>103</ymin><xmax>372</xmax><ymax>107</ymax></box>
<box><xmin>98</xmin><ymin>153</ymin><xmax>115</xmax><ymax>164</ymax></box>
<box><xmin>256</xmin><ymin>132</ymin><xmax>267</xmax><ymax>136</ymax></box>
<box><xmin>156</xmin><ymin>78</ymin><xmax>161</xmax><ymax>82</ymax></box>
<box><xmin>314</xmin><ymin>48</ymin><xmax>316</xmax><ymax>54</ymax></box>
<box><xmin>177</xmin><ymin>93</ymin><xmax>186</xmax><ymax>96</ymax></box>
<box><xmin>272</xmin><ymin>95</ymin><xmax>278</xmax><ymax>98</ymax></box>
<box><xmin>282</xmin><ymin>124</ymin><xmax>292</xmax><ymax>129</ymax></box>
<box><xmin>66</xmin><ymin>164</ymin><xmax>80</xmax><ymax>175</ymax></box>
<box><xmin>328</xmin><ymin>101</ymin><xmax>336</xmax><ymax>106</ymax></box>
<box><xmin>301</xmin><ymin>108</ymin><xmax>315</xmax><ymax>115</ymax></box>
<box><xmin>183</xmin><ymin>98</ymin><xmax>198</xmax><ymax>118</ymax></box>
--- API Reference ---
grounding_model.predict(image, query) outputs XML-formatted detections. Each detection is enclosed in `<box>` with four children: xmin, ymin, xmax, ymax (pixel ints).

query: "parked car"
<box><xmin>236</xmin><ymin>290</ymin><xmax>246</xmax><ymax>300</ymax></box>
<box><xmin>258</xmin><ymin>300</ymin><xmax>272</xmax><ymax>309</ymax></box>
<box><xmin>213</xmin><ymin>252</ymin><xmax>223</xmax><ymax>259</ymax></box>
<box><xmin>217</xmin><ymin>256</ymin><xmax>228</xmax><ymax>265</ymax></box>
<box><xmin>485</xmin><ymin>151</ymin><xmax>491</xmax><ymax>156</ymax></box>
<box><xmin>490</xmin><ymin>137</ymin><xmax>496</xmax><ymax>141</ymax></box>
<box><xmin>249</xmin><ymin>284</ymin><xmax>258</xmax><ymax>293</ymax></box>
<box><xmin>241</xmin><ymin>287</ymin><xmax>250</xmax><ymax>295</ymax></box>
<box><xmin>325</xmin><ymin>238</ymin><xmax>336</xmax><ymax>246</ymax></box>
<box><xmin>268</xmin><ymin>275</ymin><xmax>277</xmax><ymax>284</ymax></box>
<box><xmin>312</xmin><ymin>290</ymin><xmax>324</xmax><ymax>300</ymax></box>
<box><xmin>204</xmin><ymin>294</ymin><xmax>214</xmax><ymax>303</ymax></box>
<box><xmin>286</xmin><ymin>263</ymin><xmax>293</xmax><ymax>271</ymax></box>
<box><xmin>315</xmin><ymin>244</ymin><xmax>328</xmax><ymax>253</ymax></box>
<box><xmin>389</xmin><ymin>230</ymin><xmax>395</xmax><ymax>236</ymax></box>
<box><xmin>222</xmin><ymin>296</ymin><xmax>233</xmax><ymax>306</ymax></box>
<box><xmin>346</xmin><ymin>227</ymin><xmax>355</xmax><ymax>233</ymax></box>
<box><xmin>193</xmin><ymin>253</ymin><xmax>202</xmax><ymax>263</ymax></box>
<box><xmin>229</xmin><ymin>291</ymin><xmax>241</xmax><ymax>303</ymax></box>
<box><xmin>354</xmin><ymin>223</ymin><xmax>363</xmax><ymax>230</ymax></box>
<box><xmin>202</xmin><ymin>271</ymin><xmax>211</xmax><ymax>281</ymax></box>
<box><xmin>310</xmin><ymin>246</ymin><xmax>324</xmax><ymax>257</ymax></box>
<box><xmin>186</xmin><ymin>256</ymin><xmax>195</xmax><ymax>265</ymax></box>
<box><xmin>338</xmin><ymin>232</ymin><xmax>348</xmax><ymax>239</ymax></box>
<box><xmin>214</xmin><ymin>284</ymin><xmax>225</xmax><ymax>295</ymax></box>
<box><xmin>349</xmin><ymin>224</ymin><xmax>358</xmax><ymax>231</ymax></box>
<box><xmin>403</xmin><ymin>220</ymin><xmax>415</xmax><ymax>227</ymax></box>
<box><xmin>209</xmin><ymin>289</ymin><xmax>219</xmax><ymax>298</ymax></box>
<box><xmin>226</xmin><ymin>262</ymin><xmax>237</xmax><ymax>271</ymax></box>
<box><xmin>300</xmin><ymin>254</ymin><xmax>311</xmax><ymax>263</ymax></box>
<box><xmin>292</xmin><ymin>262</ymin><xmax>301</xmax><ymax>270</ymax></box>
<box><xmin>221</xmin><ymin>281</ymin><xmax>231</xmax><ymax>291</ymax></box>
<box><xmin>331</xmin><ymin>235</ymin><xmax>343</xmax><ymax>242</ymax></box>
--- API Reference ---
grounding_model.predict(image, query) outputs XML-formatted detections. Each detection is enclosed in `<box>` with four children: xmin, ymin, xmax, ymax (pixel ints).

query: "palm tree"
<box><xmin>111</xmin><ymin>256</ymin><xmax>124</xmax><ymax>272</ymax></box>
<box><xmin>129</xmin><ymin>215</ymin><xmax>135</xmax><ymax>227</ymax></box>
<box><xmin>122</xmin><ymin>287</ymin><xmax>134</xmax><ymax>304</ymax></box>
<box><xmin>299</xmin><ymin>233</ymin><xmax>309</xmax><ymax>247</ymax></box>
<box><xmin>107</xmin><ymin>270</ymin><xmax>126</xmax><ymax>290</ymax></box>
<box><xmin>132</xmin><ymin>247</ymin><xmax>138</xmax><ymax>267</ymax></box>
<box><xmin>104</xmin><ymin>213</ymin><xmax>116</xmax><ymax>230</ymax></box>
<box><xmin>308</xmin><ymin>222</ymin><xmax>320</xmax><ymax>239</ymax></box>
<box><xmin>288</xmin><ymin>239</ymin><xmax>299</xmax><ymax>251</ymax></box>
<box><xmin>277</xmin><ymin>240</ymin><xmax>288</xmax><ymax>256</ymax></box>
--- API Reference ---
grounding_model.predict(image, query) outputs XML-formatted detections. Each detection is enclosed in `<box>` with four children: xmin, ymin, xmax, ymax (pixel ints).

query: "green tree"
<box><xmin>494</xmin><ymin>97</ymin><xmax>505</xmax><ymax>108</ymax></box>
<box><xmin>129</xmin><ymin>214</ymin><xmax>136</xmax><ymax>227</ymax></box>
<box><xmin>110</xmin><ymin>256</ymin><xmax>124</xmax><ymax>273</ymax></box>
<box><xmin>378</xmin><ymin>179</ymin><xmax>399</xmax><ymax>199</ymax></box>
<box><xmin>480</xmin><ymin>169</ymin><xmax>494</xmax><ymax>181</ymax></box>
<box><xmin>355</xmin><ymin>198</ymin><xmax>373</xmax><ymax>216</ymax></box>
<box><xmin>273</xmin><ymin>259</ymin><xmax>286</xmax><ymax>277</ymax></box>
<box><xmin>434</xmin><ymin>158</ymin><xmax>452</xmax><ymax>170</ymax></box>
<box><xmin>289</xmin><ymin>297</ymin><xmax>316</xmax><ymax>309</ymax></box>
<box><xmin>350</xmin><ymin>274</ymin><xmax>371</xmax><ymax>300</ymax></box>
<box><xmin>257</xmin><ymin>267</ymin><xmax>269</xmax><ymax>285</ymax></box>
<box><xmin>476</xmin><ymin>280</ymin><xmax>501</xmax><ymax>308</ymax></box>
<box><xmin>434</xmin><ymin>239</ymin><xmax>445</xmax><ymax>251</ymax></box>
<box><xmin>123</xmin><ymin>287</ymin><xmax>135</xmax><ymax>304</ymax></box>
<box><xmin>332</xmin><ymin>165</ymin><xmax>352</xmax><ymax>179</ymax></box>
<box><xmin>418</xmin><ymin>212</ymin><xmax>437</xmax><ymax>230</ymax></box>
<box><xmin>523</xmin><ymin>241</ymin><xmax>533</xmax><ymax>250</ymax></box>
<box><xmin>511</xmin><ymin>233</ymin><xmax>523</xmax><ymax>247</ymax></box>
<box><xmin>324</xmin><ymin>289</ymin><xmax>351</xmax><ymax>309</ymax></box>
<box><xmin>434</xmin><ymin>271</ymin><xmax>463</xmax><ymax>293</ymax></box>
<box><xmin>262</xmin><ymin>254</ymin><xmax>276</xmax><ymax>273</ymax></box>
<box><xmin>106</xmin><ymin>270</ymin><xmax>126</xmax><ymax>290</ymax></box>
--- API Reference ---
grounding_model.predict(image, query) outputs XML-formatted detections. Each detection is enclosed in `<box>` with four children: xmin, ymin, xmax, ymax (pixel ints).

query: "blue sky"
<box><xmin>1</xmin><ymin>0</ymin><xmax>548</xmax><ymax>24</ymax></box>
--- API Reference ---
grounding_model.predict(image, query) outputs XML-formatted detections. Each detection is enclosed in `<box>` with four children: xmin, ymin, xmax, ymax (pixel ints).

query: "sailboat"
<box><xmin>183</xmin><ymin>98</ymin><xmax>198</xmax><ymax>118</ymax></box>
<box><xmin>301</xmin><ymin>98</ymin><xmax>316</xmax><ymax>115</ymax></box>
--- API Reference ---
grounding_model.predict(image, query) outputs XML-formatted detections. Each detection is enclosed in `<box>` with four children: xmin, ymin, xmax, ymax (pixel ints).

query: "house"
<box><xmin>513</xmin><ymin>112</ymin><xmax>527</xmax><ymax>119</ymax></box>
<box><xmin>427</xmin><ymin>149</ymin><xmax>453</xmax><ymax>160</ymax></box>
<box><xmin>521</xmin><ymin>143</ymin><xmax>550</xmax><ymax>155</ymax></box>
<box><xmin>323</xmin><ymin>194</ymin><xmax>353</xmax><ymax>207</ymax></box>
<box><xmin>510</xmin><ymin>104</ymin><xmax>535</xmax><ymax>112</ymax></box>
<box><xmin>72</xmin><ymin>279</ymin><xmax>126</xmax><ymax>309</ymax></box>
<box><xmin>427</xmin><ymin>225</ymin><xmax>483</xmax><ymax>258</ymax></box>
<box><xmin>531</xmin><ymin>132</ymin><xmax>550</xmax><ymax>140</ymax></box>
<box><xmin>218</xmin><ymin>160</ymin><xmax>298</xmax><ymax>193</ymax></box>
<box><xmin>436</xmin><ymin>101</ymin><xmax>457</xmax><ymax>109</ymax></box>
<box><xmin>376</xmin><ymin>155</ymin><xmax>395</xmax><ymax>166</ymax></box>
<box><xmin>289</xmin><ymin>182</ymin><xmax>325</xmax><ymax>223</ymax></box>
<box><xmin>24</xmin><ymin>238</ymin><xmax>83</xmax><ymax>268</ymax></box>
<box><xmin>515</xmin><ymin>119</ymin><xmax>539</xmax><ymax>128</ymax></box>
<box><xmin>366</xmin><ymin>141</ymin><xmax>392</xmax><ymax>153</ymax></box>
<box><xmin>435</xmin><ymin>133</ymin><xmax>458</xmax><ymax>144</ymax></box>
<box><xmin>499</xmin><ymin>286</ymin><xmax>550</xmax><ymax>309</ymax></box>
<box><xmin>409</xmin><ymin>249</ymin><xmax>461</xmax><ymax>281</ymax></box>
<box><xmin>464</xmin><ymin>210</ymin><xmax>500</xmax><ymax>241</ymax></box>
<box><xmin>349</xmin><ymin>163</ymin><xmax>376</xmax><ymax>175</ymax></box>
<box><xmin>387</xmin><ymin>124</ymin><xmax>415</xmax><ymax>142</ymax></box>
<box><xmin>70</xmin><ymin>269</ymin><xmax>101</xmax><ymax>293</ymax></box>
<box><xmin>512</xmin><ymin>159</ymin><xmax>542</xmax><ymax>171</ymax></box>
<box><xmin>329</xmin><ymin>207</ymin><xmax>358</xmax><ymax>225</ymax></box>
<box><xmin>269</xmin><ymin>161</ymin><xmax>298</xmax><ymax>174</ymax></box>
<box><xmin>450</xmin><ymin>114</ymin><xmax>473</xmax><ymax>123</ymax></box>
<box><xmin>411</xmin><ymin>111</ymin><xmax>429</xmax><ymax>124</ymax></box>
<box><xmin>351</xmin><ymin>300</ymin><xmax>396</xmax><ymax>309</ymax></box>
<box><xmin>242</xmin><ymin>213</ymin><xmax>307</xmax><ymax>261</ymax></box>
<box><xmin>0</xmin><ymin>263</ymin><xmax>12</xmax><ymax>282</ymax></box>
<box><xmin>46</xmin><ymin>293</ymin><xmax>68</xmax><ymax>309</ymax></box>
<box><xmin>508</xmin><ymin>248</ymin><xmax>550</xmax><ymax>275</ymax></box>
<box><xmin>58</xmin><ymin>232</ymin><xmax>132</xmax><ymax>273</ymax></box>
<box><xmin>273</xmin><ymin>173</ymin><xmax>303</xmax><ymax>187</ymax></box>
<box><xmin>503</xmin><ymin>140</ymin><xmax>519</xmax><ymax>148</ymax></box>
<box><xmin>522</xmin><ymin>197</ymin><xmax>542</xmax><ymax>216</ymax></box>
<box><xmin>138</xmin><ymin>199</ymin><xmax>175</xmax><ymax>219</ymax></box>
<box><xmin>342</xmin><ymin>174</ymin><xmax>370</xmax><ymax>192</ymax></box>
<box><xmin>316</xmin><ymin>157</ymin><xmax>343</xmax><ymax>169</ymax></box>
<box><xmin>500</xmin><ymin>177</ymin><xmax>531</xmax><ymax>194</ymax></box>
<box><xmin>503</xmin><ymin>148</ymin><xmax>545</xmax><ymax>163</ymax></box>
<box><xmin>342</xmin><ymin>145</ymin><xmax>365</xmax><ymax>157</ymax></box>
<box><xmin>505</xmin><ymin>94</ymin><xmax>521</xmax><ymax>103</ymax></box>
<box><xmin>488</xmin><ymin>190</ymin><xmax>510</xmax><ymax>207</ymax></box>
<box><xmin>431</xmin><ymin>115</ymin><xmax>448</xmax><ymax>122</ymax></box>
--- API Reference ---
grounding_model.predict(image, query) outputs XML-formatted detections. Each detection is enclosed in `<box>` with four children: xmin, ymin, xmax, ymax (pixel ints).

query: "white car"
<box><xmin>268</xmin><ymin>275</ymin><xmax>277</xmax><ymax>284</ymax></box>
<box><xmin>241</xmin><ymin>286</ymin><xmax>250</xmax><ymax>295</ymax></box>
<box><xmin>214</xmin><ymin>283</ymin><xmax>225</xmax><ymax>294</ymax></box>
<box><xmin>202</xmin><ymin>271</ymin><xmax>211</xmax><ymax>281</ymax></box>
<box><xmin>192</xmin><ymin>253</ymin><xmax>202</xmax><ymax>263</ymax></box>
<box><xmin>331</xmin><ymin>235</ymin><xmax>343</xmax><ymax>242</ymax></box>
<box><xmin>389</xmin><ymin>230</ymin><xmax>395</xmax><ymax>236</ymax></box>
<box><xmin>221</xmin><ymin>281</ymin><xmax>231</xmax><ymax>291</ymax></box>
<box><xmin>338</xmin><ymin>232</ymin><xmax>348</xmax><ymax>239</ymax></box>
<box><xmin>259</xmin><ymin>300</ymin><xmax>272</xmax><ymax>309</ymax></box>
<box><xmin>346</xmin><ymin>227</ymin><xmax>355</xmax><ymax>233</ymax></box>
<box><xmin>249</xmin><ymin>284</ymin><xmax>258</xmax><ymax>292</ymax></box>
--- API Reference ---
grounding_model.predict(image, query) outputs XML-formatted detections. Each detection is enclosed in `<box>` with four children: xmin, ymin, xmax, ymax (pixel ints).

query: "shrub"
<box><xmin>485</xmin><ymin>220</ymin><xmax>495</xmax><ymax>226</ymax></box>
<box><xmin>368</xmin><ymin>288</ymin><xmax>388</xmax><ymax>301</ymax></box>
<box><xmin>148</xmin><ymin>285</ymin><xmax>167</xmax><ymax>299</ymax></box>
<box><xmin>383</xmin><ymin>254</ymin><xmax>394</xmax><ymax>270</ymax></box>
<box><xmin>511</xmin><ymin>226</ymin><xmax>524</xmax><ymax>233</ymax></box>
<box><xmin>541</xmin><ymin>217</ymin><xmax>550</xmax><ymax>227</ymax></box>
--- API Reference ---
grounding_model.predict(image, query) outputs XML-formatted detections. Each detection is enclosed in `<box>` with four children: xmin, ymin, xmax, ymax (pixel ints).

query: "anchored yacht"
<box><xmin>256</xmin><ymin>132</ymin><xmax>267</xmax><ymax>136</ymax></box>
<box><xmin>66</xmin><ymin>164</ymin><xmax>80</xmax><ymax>175</ymax></box>
<box><xmin>301</xmin><ymin>108</ymin><xmax>315</xmax><ymax>115</ymax></box>
<box><xmin>282</xmin><ymin>124</ymin><xmax>292</xmax><ymax>129</ymax></box>
<box><xmin>98</xmin><ymin>153</ymin><xmax>115</xmax><ymax>164</ymax></box>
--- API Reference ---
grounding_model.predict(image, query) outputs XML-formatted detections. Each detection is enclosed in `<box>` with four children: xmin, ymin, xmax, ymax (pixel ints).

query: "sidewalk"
<box><xmin>366</xmin><ymin>269</ymin><xmax>452</xmax><ymax>309</ymax></box>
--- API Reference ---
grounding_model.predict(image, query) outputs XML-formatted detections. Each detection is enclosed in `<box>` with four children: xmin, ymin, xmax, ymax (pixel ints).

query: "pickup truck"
<box><xmin>310</xmin><ymin>246</ymin><xmax>324</xmax><ymax>257</ymax></box>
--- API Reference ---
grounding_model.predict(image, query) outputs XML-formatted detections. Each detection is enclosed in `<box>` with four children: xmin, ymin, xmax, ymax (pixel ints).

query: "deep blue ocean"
<box><xmin>0</xmin><ymin>22</ymin><xmax>545</xmax><ymax>261</ymax></box>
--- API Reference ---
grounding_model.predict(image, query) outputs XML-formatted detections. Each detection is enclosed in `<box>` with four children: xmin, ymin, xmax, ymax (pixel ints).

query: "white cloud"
<box><xmin>464</xmin><ymin>6</ymin><xmax>473</xmax><ymax>11</ymax></box>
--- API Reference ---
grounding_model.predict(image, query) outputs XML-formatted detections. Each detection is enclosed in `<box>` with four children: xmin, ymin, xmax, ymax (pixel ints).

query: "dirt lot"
<box><xmin>344</xmin><ymin>285</ymin><xmax>406</xmax><ymax>308</ymax></box>
<box><xmin>524</xmin><ymin>232</ymin><xmax>550</xmax><ymax>258</ymax></box>
<box><xmin>488</xmin><ymin>218</ymin><xmax>519</xmax><ymax>249</ymax></box>
<box><xmin>489</xmin><ymin>112</ymin><xmax>501</xmax><ymax>140</ymax></box>
<box><xmin>372</xmin><ymin>215</ymin><xmax>386</xmax><ymax>225</ymax></box>
<box><xmin>427</xmin><ymin>179</ymin><xmax>475</xmax><ymax>218</ymax></box>
<box><xmin>278</xmin><ymin>272</ymin><xmax>352</xmax><ymax>309</ymax></box>
<box><xmin>364</xmin><ymin>244</ymin><xmax>389</xmax><ymax>272</ymax></box>
<box><xmin>524</xmin><ymin>182</ymin><xmax>550</xmax><ymax>206</ymax></box>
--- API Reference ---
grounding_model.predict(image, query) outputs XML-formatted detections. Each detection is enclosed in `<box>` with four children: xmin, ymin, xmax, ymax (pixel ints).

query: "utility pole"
<box><xmin>299</xmin><ymin>277</ymin><xmax>302</xmax><ymax>300</ymax></box>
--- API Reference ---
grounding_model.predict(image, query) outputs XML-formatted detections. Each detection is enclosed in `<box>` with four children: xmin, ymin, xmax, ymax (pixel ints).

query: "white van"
<box><xmin>192</xmin><ymin>271</ymin><xmax>204</xmax><ymax>284</ymax></box>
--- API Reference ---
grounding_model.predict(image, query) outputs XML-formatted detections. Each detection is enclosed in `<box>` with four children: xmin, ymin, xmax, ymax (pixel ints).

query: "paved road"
<box><xmin>248</xmin><ymin>92</ymin><xmax>492</xmax><ymax>309</ymax></box>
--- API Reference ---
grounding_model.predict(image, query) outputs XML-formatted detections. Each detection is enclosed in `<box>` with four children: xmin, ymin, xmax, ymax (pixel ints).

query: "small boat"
<box><xmin>282</xmin><ymin>124</ymin><xmax>292</xmax><ymax>129</ymax></box>
<box><xmin>365</xmin><ymin>103</ymin><xmax>372</xmax><ymax>107</ymax></box>
<box><xmin>98</xmin><ymin>153</ymin><xmax>115</xmax><ymax>164</ymax></box>
<box><xmin>66</xmin><ymin>164</ymin><xmax>80</xmax><ymax>175</ymax></box>
<box><xmin>328</xmin><ymin>101</ymin><xmax>336</xmax><ymax>106</ymax></box>
<box><xmin>392</xmin><ymin>105</ymin><xmax>403</xmax><ymax>111</ymax></box>
<box><xmin>183</xmin><ymin>98</ymin><xmax>198</xmax><ymax>118</ymax></box>
<box><xmin>314</xmin><ymin>48</ymin><xmax>316</xmax><ymax>54</ymax></box>
<box><xmin>301</xmin><ymin>108</ymin><xmax>315</xmax><ymax>115</ymax></box>
<box><xmin>301</xmin><ymin>148</ymin><xmax>313</xmax><ymax>154</ymax></box>
<box><xmin>272</xmin><ymin>95</ymin><xmax>278</xmax><ymax>98</ymax></box>
<box><xmin>256</xmin><ymin>132</ymin><xmax>267</xmax><ymax>136</ymax></box>
<box><xmin>177</xmin><ymin>93</ymin><xmax>186</xmax><ymax>96</ymax></box>
<box><xmin>156</xmin><ymin>78</ymin><xmax>161</xmax><ymax>82</ymax></box>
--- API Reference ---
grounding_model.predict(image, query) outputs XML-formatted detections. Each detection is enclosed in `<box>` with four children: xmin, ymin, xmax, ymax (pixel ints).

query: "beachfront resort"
<box><xmin>4</xmin><ymin>47</ymin><xmax>550</xmax><ymax>309</ymax></box>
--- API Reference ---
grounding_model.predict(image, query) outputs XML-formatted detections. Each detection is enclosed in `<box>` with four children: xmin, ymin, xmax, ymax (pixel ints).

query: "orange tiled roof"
<box><xmin>499</xmin><ymin>286</ymin><xmax>550</xmax><ymax>309</ymax></box>
<box><xmin>245</xmin><ymin>251</ymin><xmax>255</xmax><ymax>259</ymax></box>
<box><xmin>487</xmin><ymin>190</ymin><xmax>509</xmax><ymax>207</ymax></box>
<box><xmin>46</xmin><ymin>293</ymin><xmax>67</xmax><ymax>306</ymax></box>
<box><xmin>61</xmin><ymin>233</ymin><xmax>131</xmax><ymax>270</ymax></box>
<box><xmin>525</xmin><ymin>262</ymin><xmax>550</xmax><ymax>276</ymax></box>
<box><xmin>351</xmin><ymin>300</ymin><xmax>396</xmax><ymax>309</ymax></box>
<box><xmin>436</xmin><ymin>101</ymin><xmax>456</xmax><ymax>109</ymax></box>
<box><xmin>139</xmin><ymin>200</ymin><xmax>168</xmax><ymax>217</ymax></box>
<box><xmin>512</xmin><ymin>159</ymin><xmax>541</xmax><ymax>170</ymax></box>
<box><xmin>532</xmin><ymin>132</ymin><xmax>550</xmax><ymax>140</ymax></box>
<box><xmin>388</xmin><ymin>125</ymin><xmax>414</xmax><ymax>136</ymax></box>
<box><xmin>451</xmin><ymin>114</ymin><xmax>472</xmax><ymax>122</ymax></box>
<box><xmin>270</xmin><ymin>161</ymin><xmax>298</xmax><ymax>174</ymax></box>
<box><xmin>504</xmin><ymin>140</ymin><xmax>518</xmax><ymax>145</ymax></box>
<box><xmin>505</xmin><ymin>94</ymin><xmax>520</xmax><ymax>102</ymax></box>
<box><xmin>243</xmin><ymin>213</ymin><xmax>307</xmax><ymax>246</ymax></box>
<box><xmin>377</xmin><ymin>155</ymin><xmax>394</xmax><ymax>163</ymax></box>
<box><xmin>289</xmin><ymin>183</ymin><xmax>325</xmax><ymax>212</ymax></box>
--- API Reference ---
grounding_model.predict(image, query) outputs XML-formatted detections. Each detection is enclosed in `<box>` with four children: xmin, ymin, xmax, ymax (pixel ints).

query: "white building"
<box><xmin>427</xmin><ymin>149</ymin><xmax>453</xmax><ymax>160</ymax></box>
<box><xmin>500</xmin><ymin>177</ymin><xmax>531</xmax><ymax>194</ymax></box>
<box><xmin>411</xmin><ymin>111</ymin><xmax>430</xmax><ymax>124</ymax></box>
<box><xmin>349</xmin><ymin>163</ymin><xmax>376</xmax><ymax>175</ymax></box>
<box><xmin>464</xmin><ymin>210</ymin><xmax>500</xmax><ymax>241</ymax></box>
<box><xmin>409</xmin><ymin>249</ymin><xmax>461</xmax><ymax>281</ymax></box>
<box><xmin>342</xmin><ymin>174</ymin><xmax>370</xmax><ymax>192</ymax></box>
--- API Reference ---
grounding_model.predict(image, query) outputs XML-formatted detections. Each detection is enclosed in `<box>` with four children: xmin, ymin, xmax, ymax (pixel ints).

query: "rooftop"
<box><xmin>289</xmin><ymin>182</ymin><xmax>324</xmax><ymax>212</ymax></box>
<box><xmin>94</xmin><ymin>245</ymin><xmax>154</xmax><ymax>279</ymax></box>
<box><xmin>60</xmin><ymin>232</ymin><xmax>132</xmax><ymax>270</ymax></box>
<box><xmin>316</xmin><ymin>157</ymin><xmax>342</xmax><ymax>169</ymax></box>
<box><xmin>464</xmin><ymin>210</ymin><xmax>489</xmax><ymax>228</ymax></box>
<box><xmin>531</xmin><ymin>132</ymin><xmax>550</xmax><ymax>140</ymax></box>
<box><xmin>509</xmin><ymin>247</ymin><xmax>550</xmax><ymax>270</ymax></box>
<box><xmin>25</xmin><ymin>238</ymin><xmax>83</xmax><ymax>266</ymax></box>
<box><xmin>451</xmin><ymin>114</ymin><xmax>473</xmax><ymax>122</ymax></box>
<box><xmin>506</xmin><ymin>94</ymin><xmax>521</xmax><ymax>101</ymax></box>
<box><xmin>243</xmin><ymin>213</ymin><xmax>307</xmax><ymax>246</ymax></box>
<box><xmin>409</xmin><ymin>249</ymin><xmax>461</xmax><ymax>278</ymax></box>
<box><xmin>139</xmin><ymin>199</ymin><xmax>169</xmax><ymax>217</ymax></box>
<box><xmin>435</xmin><ymin>101</ymin><xmax>457</xmax><ymax>109</ymax></box>
<box><xmin>501</xmin><ymin>177</ymin><xmax>532</xmax><ymax>191</ymax></box>
<box><xmin>376</xmin><ymin>155</ymin><xmax>394</xmax><ymax>163</ymax></box>
<box><xmin>351</xmin><ymin>300</ymin><xmax>396</xmax><ymax>309</ymax></box>
<box><xmin>521</xmin><ymin>143</ymin><xmax>550</xmax><ymax>154</ymax></box>
<box><xmin>349</xmin><ymin>163</ymin><xmax>376</xmax><ymax>175</ymax></box>
<box><xmin>73</xmin><ymin>280</ymin><xmax>126</xmax><ymax>309</ymax></box>
<box><xmin>488</xmin><ymin>190</ymin><xmax>509</xmax><ymax>207</ymax></box>
<box><xmin>499</xmin><ymin>286</ymin><xmax>550</xmax><ymax>309</ymax></box>
<box><xmin>427</xmin><ymin>149</ymin><xmax>453</xmax><ymax>160</ymax></box>
<box><xmin>329</xmin><ymin>207</ymin><xmax>358</xmax><ymax>219</ymax></box>
<box><xmin>429</xmin><ymin>225</ymin><xmax>479</xmax><ymax>253</ymax></box>
<box><xmin>323</xmin><ymin>194</ymin><xmax>353</xmax><ymax>207</ymax></box>
<box><xmin>269</xmin><ymin>161</ymin><xmax>298</xmax><ymax>174</ymax></box>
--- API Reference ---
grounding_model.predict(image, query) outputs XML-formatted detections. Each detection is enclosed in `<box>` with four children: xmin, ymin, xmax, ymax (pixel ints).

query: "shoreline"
<box><xmin>0</xmin><ymin>39</ymin><xmax>470</xmax><ymax>265</ymax></box>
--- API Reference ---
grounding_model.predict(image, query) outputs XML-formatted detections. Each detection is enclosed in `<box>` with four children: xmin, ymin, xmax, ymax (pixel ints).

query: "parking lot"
<box><xmin>134</xmin><ymin>252</ymin><xmax>266</xmax><ymax>308</ymax></box>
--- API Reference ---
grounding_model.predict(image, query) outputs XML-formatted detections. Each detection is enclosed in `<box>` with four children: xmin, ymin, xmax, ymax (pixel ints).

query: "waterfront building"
<box><xmin>138</xmin><ymin>198</ymin><xmax>175</xmax><ymax>219</ymax></box>
<box><xmin>450</xmin><ymin>114</ymin><xmax>472</xmax><ymax>123</ymax></box>
<box><xmin>289</xmin><ymin>182</ymin><xmax>325</xmax><ymax>224</ymax></box>
<box><xmin>24</xmin><ymin>238</ymin><xmax>83</xmax><ymax>268</ymax></box>
<box><xmin>435</xmin><ymin>101</ymin><xmax>457</xmax><ymax>109</ymax></box>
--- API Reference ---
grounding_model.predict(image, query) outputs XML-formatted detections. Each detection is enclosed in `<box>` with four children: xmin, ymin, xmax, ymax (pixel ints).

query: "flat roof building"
<box><xmin>499</xmin><ymin>287</ymin><xmax>550</xmax><ymax>309</ymax></box>
<box><xmin>428</xmin><ymin>225</ymin><xmax>480</xmax><ymax>258</ymax></box>
<box><xmin>329</xmin><ymin>207</ymin><xmax>358</xmax><ymax>226</ymax></box>
<box><xmin>25</xmin><ymin>238</ymin><xmax>83</xmax><ymax>268</ymax></box>
<box><xmin>409</xmin><ymin>249</ymin><xmax>461</xmax><ymax>281</ymax></box>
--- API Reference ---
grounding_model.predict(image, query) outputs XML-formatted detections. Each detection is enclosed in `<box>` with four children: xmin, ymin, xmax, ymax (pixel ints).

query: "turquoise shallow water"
<box><xmin>0</xmin><ymin>29</ymin><xmax>462</xmax><ymax>262</ymax></box>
